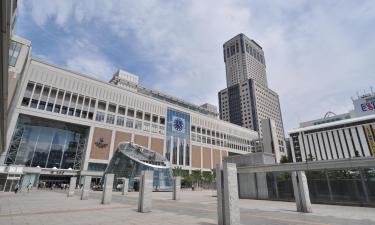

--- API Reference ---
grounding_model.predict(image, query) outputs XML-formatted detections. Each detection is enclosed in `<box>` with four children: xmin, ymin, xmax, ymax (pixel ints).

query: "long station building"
<box><xmin>1</xmin><ymin>36</ymin><xmax>258</xmax><ymax>187</ymax></box>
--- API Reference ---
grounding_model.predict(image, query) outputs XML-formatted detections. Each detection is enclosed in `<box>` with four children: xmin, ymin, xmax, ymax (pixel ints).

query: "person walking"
<box><xmin>27</xmin><ymin>183</ymin><xmax>32</xmax><ymax>193</ymax></box>
<box><xmin>14</xmin><ymin>183</ymin><xmax>19</xmax><ymax>194</ymax></box>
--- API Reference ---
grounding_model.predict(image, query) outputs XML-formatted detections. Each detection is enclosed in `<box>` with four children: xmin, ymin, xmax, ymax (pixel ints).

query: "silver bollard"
<box><xmin>81</xmin><ymin>176</ymin><xmax>91</xmax><ymax>200</ymax></box>
<box><xmin>67</xmin><ymin>177</ymin><xmax>77</xmax><ymax>197</ymax></box>
<box><xmin>138</xmin><ymin>170</ymin><xmax>153</xmax><ymax>213</ymax></box>
<box><xmin>172</xmin><ymin>176</ymin><xmax>181</xmax><ymax>200</ymax></box>
<box><xmin>101</xmin><ymin>174</ymin><xmax>114</xmax><ymax>204</ymax></box>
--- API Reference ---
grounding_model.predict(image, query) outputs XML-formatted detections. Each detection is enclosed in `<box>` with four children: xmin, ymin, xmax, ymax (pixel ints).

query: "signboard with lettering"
<box><xmin>353</xmin><ymin>94</ymin><xmax>375</xmax><ymax>117</ymax></box>
<box><xmin>364</xmin><ymin>125</ymin><xmax>375</xmax><ymax>156</ymax></box>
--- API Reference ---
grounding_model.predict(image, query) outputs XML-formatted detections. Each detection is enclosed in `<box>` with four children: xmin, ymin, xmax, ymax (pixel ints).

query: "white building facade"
<box><xmin>289</xmin><ymin>93</ymin><xmax>375</xmax><ymax>162</ymax></box>
<box><xmin>1</xmin><ymin>38</ymin><xmax>259</xmax><ymax>188</ymax></box>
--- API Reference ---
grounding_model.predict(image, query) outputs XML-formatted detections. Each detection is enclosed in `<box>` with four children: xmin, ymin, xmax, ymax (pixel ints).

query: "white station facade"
<box><xmin>0</xmin><ymin>36</ymin><xmax>259</xmax><ymax>189</ymax></box>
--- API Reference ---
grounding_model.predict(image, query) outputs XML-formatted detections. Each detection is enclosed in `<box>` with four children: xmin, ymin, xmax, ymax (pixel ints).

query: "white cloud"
<box><xmin>23</xmin><ymin>0</ymin><xmax>375</xmax><ymax>134</ymax></box>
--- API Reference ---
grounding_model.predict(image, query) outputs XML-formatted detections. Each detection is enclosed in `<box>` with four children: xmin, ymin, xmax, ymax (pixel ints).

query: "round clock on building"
<box><xmin>173</xmin><ymin>118</ymin><xmax>184</xmax><ymax>131</ymax></box>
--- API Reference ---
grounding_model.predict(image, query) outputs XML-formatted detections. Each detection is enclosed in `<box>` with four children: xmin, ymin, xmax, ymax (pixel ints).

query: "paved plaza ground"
<box><xmin>0</xmin><ymin>189</ymin><xmax>374</xmax><ymax>225</ymax></box>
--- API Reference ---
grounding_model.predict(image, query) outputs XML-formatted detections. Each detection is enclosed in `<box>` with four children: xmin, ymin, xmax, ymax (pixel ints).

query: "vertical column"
<box><xmin>81</xmin><ymin>175</ymin><xmax>91</xmax><ymax>200</ymax></box>
<box><xmin>173</xmin><ymin>176</ymin><xmax>181</xmax><ymax>200</ymax></box>
<box><xmin>359</xmin><ymin>170</ymin><xmax>370</xmax><ymax>203</ymax></box>
<box><xmin>256</xmin><ymin>172</ymin><xmax>269</xmax><ymax>199</ymax></box>
<box><xmin>291</xmin><ymin>171</ymin><xmax>312</xmax><ymax>213</ymax></box>
<box><xmin>67</xmin><ymin>176</ymin><xmax>77</xmax><ymax>197</ymax></box>
<box><xmin>138</xmin><ymin>170</ymin><xmax>153</xmax><ymax>213</ymax></box>
<box><xmin>122</xmin><ymin>178</ymin><xmax>129</xmax><ymax>195</ymax></box>
<box><xmin>216</xmin><ymin>163</ymin><xmax>240</xmax><ymax>225</ymax></box>
<box><xmin>216</xmin><ymin>165</ymin><xmax>224</xmax><ymax>225</ymax></box>
<box><xmin>101</xmin><ymin>174</ymin><xmax>114</xmax><ymax>204</ymax></box>
<box><xmin>325</xmin><ymin>171</ymin><xmax>333</xmax><ymax>201</ymax></box>
<box><xmin>223</xmin><ymin>162</ymin><xmax>240</xmax><ymax>225</ymax></box>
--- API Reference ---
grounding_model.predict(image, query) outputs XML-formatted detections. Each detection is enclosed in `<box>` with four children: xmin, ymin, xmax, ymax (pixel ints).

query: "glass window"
<box><xmin>9</xmin><ymin>41</ymin><xmax>22</xmax><ymax>66</ymax></box>
<box><xmin>48</xmin><ymin>89</ymin><xmax>57</xmax><ymax>103</ymax></box>
<box><xmin>46</xmin><ymin>103</ymin><xmax>53</xmax><ymax>112</ymax></box>
<box><xmin>126</xmin><ymin>118</ymin><xmax>134</xmax><ymax>128</ymax></box>
<box><xmin>118</xmin><ymin>106</ymin><xmax>126</xmax><ymax>115</ymax></box>
<box><xmin>75</xmin><ymin>109</ymin><xmax>81</xmax><ymax>117</ymax></box>
<box><xmin>81</xmin><ymin>111</ymin><xmax>88</xmax><ymax>119</ymax></box>
<box><xmin>144</xmin><ymin>113</ymin><xmax>151</xmax><ymax>121</ymax></box>
<box><xmin>21</xmin><ymin>97</ymin><xmax>30</xmax><ymax>106</ymax></box>
<box><xmin>127</xmin><ymin>108</ymin><xmax>134</xmax><ymax>117</ymax></box>
<box><xmin>159</xmin><ymin>126</ymin><xmax>165</xmax><ymax>135</ymax></box>
<box><xmin>70</xmin><ymin>94</ymin><xmax>78</xmax><ymax>108</ymax></box>
<box><xmin>88</xmin><ymin>163</ymin><xmax>108</xmax><ymax>172</ymax></box>
<box><xmin>98</xmin><ymin>101</ymin><xmax>106</xmax><ymax>110</ymax></box>
<box><xmin>106</xmin><ymin>114</ymin><xmax>115</xmax><ymax>124</ymax></box>
<box><xmin>61</xmin><ymin>106</ymin><xmax>68</xmax><ymax>114</ymax></box>
<box><xmin>143</xmin><ymin>122</ymin><xmax>150</xmax><ymax>132</ymax></box>
<box><xmin>77</xmin><ymin>96</ymin><xmax>84</xmax><ymax>109</ymax></box>
<box><xmin>56</xmin><ymin>90</ymin><xmax>64</xmax><ymax>105</ymax></box>
<box><xmin>32</xmin><ymin>84</ymin><xmax>42</xmax><ymax>101</ymax></box>
<box><xmin>108</xmin><ymin>103</ymin><xmax>116</xmax><ymax>113</ymax></box>
<box><xmin>136</xmin><ymin>111</ymin><xmax>143</xmax><ymax>119</ymax></box>
<box><xmin>116</xmin><ymin>116</ymin><xmax>125</xmax><ymax>126</ymax></box>
<box><xmin>63</xmin><ymin>92</ymin><xmax>71</xmax><ymax>107</ymax></box>
<box><xmin>197</xmin><ymin>135</ymin><xmax>202</xmax><ymax>142</ymax></box>
<box><xmin>135</xmin><ymin>120</ymin><xmax>142</xmax><ymax>130</ymax></box>
<box><xmin>95</xmin><ymin>111</ymin><xmax>105</xmax><ymax>122</ymax></box>
<box><xmin>152</xmin><ymin>115</ymin><xmax>158</xmax><ymax>123</ymax></box>
<box><xmin>160</xmin><ymin>117</ymin><xmax>165</xmax><ymax>125</ymax></box>
<box><xmin>151</xmin><ymin>124</ymin><xmax>158</xmax><ymax>133</ymax></box>
<box><xmin>38</xmin><ymin>101</ymin><xmax>46</xmax><ymax>110</ymax></box>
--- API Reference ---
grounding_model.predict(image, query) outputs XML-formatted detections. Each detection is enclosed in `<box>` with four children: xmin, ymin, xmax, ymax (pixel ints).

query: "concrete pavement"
<box><xmin>0</xmin><ymin>189</ymin><xmax>374</xmax><ymax>225</ymax></box>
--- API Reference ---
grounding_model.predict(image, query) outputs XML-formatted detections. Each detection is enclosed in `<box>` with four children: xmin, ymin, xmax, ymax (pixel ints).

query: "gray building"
<box><xmin>218</xmin><ymin>34</ymin><xmax>286</xmax><ymax>161</ymax></box>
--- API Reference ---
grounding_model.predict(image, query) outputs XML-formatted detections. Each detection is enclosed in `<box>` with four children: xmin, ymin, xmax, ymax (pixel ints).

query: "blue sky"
<box><xmin>17</xmin><ymin>0</ymin><xmax>375</xmax><ymax>134</ymax></box>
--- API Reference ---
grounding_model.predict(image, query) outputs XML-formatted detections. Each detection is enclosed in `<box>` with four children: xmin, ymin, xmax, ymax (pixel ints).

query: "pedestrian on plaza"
<box><xmin>14</xmin><ymin>183</ymin><xmax>19</xmax><ymax>194</ymax></box>
<box><xmin>27</xmin><ymin>183</ymin><xmax>32</xmax><ymax>193</ymax></box>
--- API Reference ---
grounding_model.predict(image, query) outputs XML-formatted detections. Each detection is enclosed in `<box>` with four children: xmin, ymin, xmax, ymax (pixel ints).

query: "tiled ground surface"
<box><xmin>0</xmin><ymin>189</ymin><xmax>374</xmax><ymax>225</ymax></box>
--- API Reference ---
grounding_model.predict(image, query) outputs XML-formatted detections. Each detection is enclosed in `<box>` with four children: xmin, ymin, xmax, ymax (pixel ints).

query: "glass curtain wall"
<box><xmin>166</xmin><ymin>108</ymin><xmax>191</xmax><ymax>166</ymax></box>
<box><xmin>6</xmin><ymin>115</ymin><xmax>89</xmax><ymax>170</ymax></box>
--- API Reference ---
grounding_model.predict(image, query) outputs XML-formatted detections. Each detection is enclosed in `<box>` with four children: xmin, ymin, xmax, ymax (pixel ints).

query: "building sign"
<box><xmin>95</xmin><ymin>136</ymin><xmax>108</xmax><ymax>148</ymax></box>
<box><xmin>353</xmin><ymin>94</ymin><xmax>375</xmax><ymax>117</ymax></box>
<box><xmin>364</xmin><ymin>125</ymin><xmax>375</xmax><ymax>156</ymax></box>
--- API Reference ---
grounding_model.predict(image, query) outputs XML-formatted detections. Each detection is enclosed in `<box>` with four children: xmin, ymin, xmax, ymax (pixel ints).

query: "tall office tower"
<box><xmin>218</xmin><ymin>33</ymin><xmax>286</xmax><ymax>161</ymax></box>
<box><xmin>223</xmin><ymin>34</ymin><xmax>267</xmax><ymax>87</ymax></box>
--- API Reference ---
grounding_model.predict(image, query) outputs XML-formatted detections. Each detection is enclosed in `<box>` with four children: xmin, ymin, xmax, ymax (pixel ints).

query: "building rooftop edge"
<box><xmin>288</xmin><ymin>113</ymin><xmax>375</xmax><ymax>134</ymax></box>
<box><xmin>30</xmin><ymin>58</ymin><xmax>258</xmax><ymax>135</ymax></box>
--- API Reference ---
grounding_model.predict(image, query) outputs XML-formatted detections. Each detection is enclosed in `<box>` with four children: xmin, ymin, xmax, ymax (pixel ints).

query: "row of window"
<box><xmin>21</xmin><ymin>82</ymin><xmax>166</xmax><ymax>130</ymax></box>
<box><xmin>191</xmin><ymin>125</ymin><xmax>251</xmax><ymax>151</ymax></box>
<box><xmin>293</xmin><ymin>124</ymin><xmax>374</xmax><ymax>162</ymax></box>
<box><xmin>95</xmin><ymin>110</ymin><xmax>165</xmax><ymax>135</ymax></box>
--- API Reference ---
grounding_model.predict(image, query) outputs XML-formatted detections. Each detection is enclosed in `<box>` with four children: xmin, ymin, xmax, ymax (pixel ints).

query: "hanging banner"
<box><xmin>364</xmin><ymin>125</ymin><xmax>375</xmax><ymax>156</ymax></box>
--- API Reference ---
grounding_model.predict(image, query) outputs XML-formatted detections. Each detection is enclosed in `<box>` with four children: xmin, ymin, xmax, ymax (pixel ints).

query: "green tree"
<box><xmin>280</xmin><ymin>155</ymin><xmax>290</xmax><ymax>163</ymax></box>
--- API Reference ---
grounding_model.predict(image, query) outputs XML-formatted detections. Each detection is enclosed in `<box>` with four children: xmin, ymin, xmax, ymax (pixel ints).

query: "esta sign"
<box><xmin>361</xmin><ymin>100</ymin><xmax>375</xmax><ymax>112</ymax></box>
